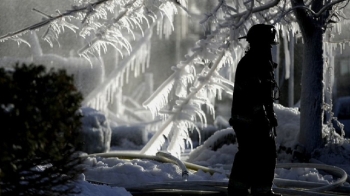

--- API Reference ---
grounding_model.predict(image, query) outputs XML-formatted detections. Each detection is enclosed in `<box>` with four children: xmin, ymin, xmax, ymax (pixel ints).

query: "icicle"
<box><xmin>141</xmin><ymin>51</ymin><xmax>146</xmax><ymax>73</ymax></box>
<box><xmin>130</xmin><ymin>56</ymin><xmax>135</xmax><ymax>71</ymax></box>
<box><xmin>114</xmin><ymin>76</ymin><xmax>119</xmax><ymax>87</ymax></box>
<box><xmin>109</xmin><ymin>84</ymin><xmax>113</xmax><ymax>104</ymax></box>
<box><xmin>217</xmin><ymin>88</ymin><xmax>222</xmax><ymax>100</ymax></box>
<box><xmin>105</xmin><ymin>88</ymin><xmax>109</xmax><ymax>105</ymax></box>
<box><xmin>94</xmin><ymin>97</ymin><xmax>98</xmax><ymax>110</ymax></box>
<box><xmin>135</xmin><ymin>57</ymin><xmax>140</xmax><ymax>77</ymax></box>
<box><xmin>106</xmin><ymin>87</ymin><xmax>111</xmax><ymax>103</ymax></box>
<box><xmin>131</xmin><ymin>57</ymin><xmax>136</xmax><ymax>77</ymax></box>
<box><xmin>146</xmin><ymin>43</ymin><xmax>151</xmax><ymax>68</ymax></box>
<box><xmin>282</xmin><ymin>28</ymin><xmax>291</xmax><ymax>79</ymax></box>
<box><xmin>90</xmin><ymin>98</ymin><xmax>95</xmax><ymax>110</ymax></box>
<box><xmin>120</xmin><ymin>71</ymin><xmax>124</xmax><ymax>86</ymax></box>
<box><xmin>157</xmin><ymin>16</ymin><xmax>163</xmax><ymax>39</ymax></box>
<box><xmin>337</xmin><ymin>23</ymin><xmax>341</xmax><ymax>34</ymax></box>
<box><xmin>103</xmin><ymin>89</ymin><xmax>107</xmax><ymax>103</ymax></box>
<box><xmin>96</xmin><ymin>95</ymin><xmax>100</xmax><ymax>111</ymax></box>
<box><xmin>130</xmin><ymin>59</ymin><xmax>135</xmax><ymax>78</ymax></box>
<box><xmin>99</xmin><ymin>95</ymin><xmax>103</xmax><ymax>111</ymax></box>
<box><xmin>136</xmin><ymin>53</ymin><xmax>141</xmax><ymax>75</ymax></box>
<box><xmin>330</xmin><ymin>42</ymin><xmax>334</xmax><ymax>56</ymax></box>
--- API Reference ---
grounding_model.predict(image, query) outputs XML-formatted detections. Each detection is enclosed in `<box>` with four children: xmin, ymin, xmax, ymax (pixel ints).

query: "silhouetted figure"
<box><xmin>228</xmin><ymin>24</ymin><xmax>281</xmax><ymax>196</ymax></box>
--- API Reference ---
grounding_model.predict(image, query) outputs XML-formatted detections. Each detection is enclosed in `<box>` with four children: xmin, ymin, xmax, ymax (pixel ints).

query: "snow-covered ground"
<box><xmin>74</xmin><ymin>104</ymin><xmax>350</xmax><ymax>196</ymax></box>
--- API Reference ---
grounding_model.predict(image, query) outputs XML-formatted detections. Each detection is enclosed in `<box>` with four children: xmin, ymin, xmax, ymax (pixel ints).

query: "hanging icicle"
<box><xmin>82</xmin><ymin>26</ymin><xmax>154</xmax><ymax>111</ymax></box>
<box><xmin>282</xmin><ymin>27</ymin><xmax>291</xmax><ymax>79</ymax></box>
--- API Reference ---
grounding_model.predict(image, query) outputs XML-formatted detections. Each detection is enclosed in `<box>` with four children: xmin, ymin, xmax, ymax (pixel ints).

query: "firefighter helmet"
<box><xmin>239</xmin><ymin>24</ymin><xmax>279</xmax><ymax>45</ymax></box>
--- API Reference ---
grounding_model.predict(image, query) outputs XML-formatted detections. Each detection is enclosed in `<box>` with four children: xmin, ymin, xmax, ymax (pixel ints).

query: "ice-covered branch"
<box><xmin>141</xmin><ymin>50</ymin><xmax>227</xmax><ymax>156</ymax></box>
<box><xmin>141</xmin><ymin>2</ymin><xmax>254</xmax><ymax>156</ymax></box>
<box><xmin>0</xmin><ymin>0</ymin><xmax>113</xmax><ymax>42</ymax></box>
<box><xmin>0</xmin><ymin>0</ymin><xmax>182</xmax><ymax>62</ymax></box>
<box><xmin>77</xmin><ymin>0</ymin><xmax>148</xmax><ymax>60</ymax></box>
<box><xmin>225</xmin><ymin>0</ymin><xmax>281</xmax><ymax>21</ymax></box>
<box><xmin>82</xmin><ymin>23</ymin><xmax>154</xmax><ymax>111</ymax></box>
<box><xmin>143</xmin><ymin>33</ymin><xmax>220</xmax><ymax>116</ymax></box>
<box><xmin>315</xmin><ymin>0</ymin><xmax>349</xmax><ymax>17</ymax></box>
<box><xmin>279</xmin><ymin>0</ymin><xmax>349</xmax><ymax>20</ymax></box>
<box><xmin>199</xmin><ymin>0</ymin><xmax>225</xmax><ymax>25</ymax></box>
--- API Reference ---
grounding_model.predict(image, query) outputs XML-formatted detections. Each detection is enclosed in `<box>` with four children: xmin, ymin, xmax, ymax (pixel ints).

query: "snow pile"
<box><xmin>70</xmin><ymin>103</ymin><xmax>350</xmax><ymax>196</ymax></box>
<box><xmin>80</xmin><ymin>107</ymin><xmax>112</xmax><ymax>154</ymax></box>
<box><xmin>187</xmin><ymin>103</ymin><xmax>301</xmax><ymax>166</ymax></box>
<box><xmin>81</xmin><ymin>155</ymin><xmax>227</xmax><ymax>188</ymax></box>
<box><xmin>312</xmin><ymin>142</ymin><xmax>350</xmax><ymax>174</ymax></box>
<box><xmin>274</xmin><ymin>103</ymin><xmax>300</xmax><ymax>150</ymax></box>
<box><xmin>187</xmin><ymin>128</ymin><xmax>237</xmax><ymax>167</ymax></box>
<box><xmin>275</xmin><ymin>167</ymin><xmax>334</xmax><ymax>184</ymax></box>
<box><xmin>82</xmin><ymin>156</ymin><xmax>183</xmax><ymax>186</ymax></box>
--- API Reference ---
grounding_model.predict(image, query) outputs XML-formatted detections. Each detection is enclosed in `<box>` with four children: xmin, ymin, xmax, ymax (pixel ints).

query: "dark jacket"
<box><xmin>230</xmin><ymin>46</ymin><xmax>277</xmax><ymax>128</ymax></box>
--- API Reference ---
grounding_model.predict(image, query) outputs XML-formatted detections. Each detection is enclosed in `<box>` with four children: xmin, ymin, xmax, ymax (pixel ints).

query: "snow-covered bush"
<box><xmin>79</xmin><ymin>107</ymin><xmax>112</xmax><ymax>154</ymax></box>
<box><xmin>0</xmin><ymin>63</ymin><xmax>84</xmax><ymax>196</ymax></box>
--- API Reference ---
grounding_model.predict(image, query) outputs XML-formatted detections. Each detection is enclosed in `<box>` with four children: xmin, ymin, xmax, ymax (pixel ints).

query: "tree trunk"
<box><xmin>298</xmin><ymin>28</ymin><xmax>324</xmax><ymax>155</ymax></box>
<box><xmin>292</xmin><ymin>0</ymin><xmax>325</xmax><ymax>156</ymax></box>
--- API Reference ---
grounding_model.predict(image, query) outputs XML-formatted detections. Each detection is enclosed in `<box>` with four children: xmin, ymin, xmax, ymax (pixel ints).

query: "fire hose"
<box><xmin>83</xmin><ymin>152</ymin><xmax>350</xmax><ymax>195</ymax></box>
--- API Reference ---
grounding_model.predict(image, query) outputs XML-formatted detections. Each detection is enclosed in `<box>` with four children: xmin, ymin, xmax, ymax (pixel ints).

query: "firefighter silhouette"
<box><xmin>228</xmin><ymin>24</ymin><xmax>281</xmax><ymax>196</ymax></box>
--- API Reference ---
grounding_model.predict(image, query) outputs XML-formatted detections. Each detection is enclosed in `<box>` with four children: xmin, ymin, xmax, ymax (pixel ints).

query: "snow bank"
<box><xmin>274</xmin><ymin>103</ymin><xmax>300</xmax><ymax>150</ymax></box>
<box><xmin>275</xmin><ymin>167</ymin><xmax>334</xmax><ymax>184</ymax></box>
<box><xmin>82</xmin><ymin>156</ymin><xmax>184</xmax><ymax>187</ymax></box>
<box><xmin>79</xmin><ymin>107</ymin><xmax>112</xmax><ymax>154</ymax></box>
<box><xmin>187</xmin><ymin>103</ymin><xmax>301</xmax><ymax>166</ymax></box>
<box><xmin>187</xmin><ymin>128</ymin><xmax>237</xmax><ymax>168</ymax></box>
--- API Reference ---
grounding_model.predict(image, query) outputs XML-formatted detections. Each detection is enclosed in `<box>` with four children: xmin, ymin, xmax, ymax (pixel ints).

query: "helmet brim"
<box><xmin>238</xmin><ymin>36</ymin><xmax>279</xmax><ymax>45</ymax></box>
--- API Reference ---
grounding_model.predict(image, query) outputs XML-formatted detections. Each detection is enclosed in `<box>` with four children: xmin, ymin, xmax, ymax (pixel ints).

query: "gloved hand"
<box><xmin>229</xmin><ymin>116</ymin><xmax>252</xmax><ymax>130</ymax></box>
<box><xmin>229</xmin><ymin>117</ymin><xmax>235</xmax><ymax>126</ymax></box>
<box><xmin>257</xmin><ymin>115</ymin><xmax>271</xmax><ymax>130</ymax></box>
<box><xmin>268</xmin><ymin>112</ymin><xmax>278</xmax><ymax>127</ymax></box>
